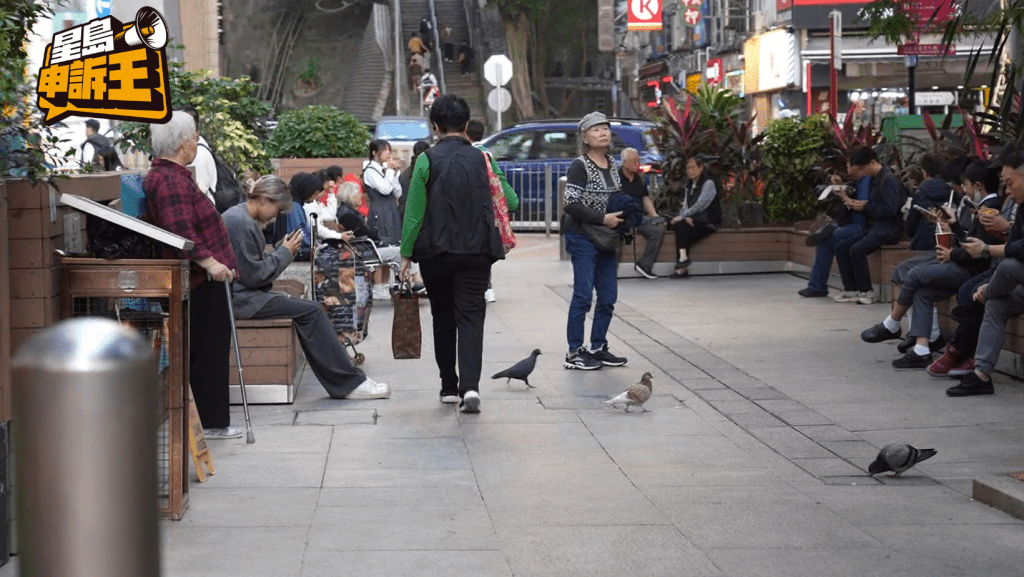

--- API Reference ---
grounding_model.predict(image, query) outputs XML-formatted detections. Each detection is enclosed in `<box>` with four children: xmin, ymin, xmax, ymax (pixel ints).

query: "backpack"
<box><xmin>197</xmin><ymin>142</ymin><xmax>246</xmax><ymax>213</ymax></box>
<box><xmin>83</xmin><ymin>134</ymin><xmax>121</xmax><ymax>171</ymax></box>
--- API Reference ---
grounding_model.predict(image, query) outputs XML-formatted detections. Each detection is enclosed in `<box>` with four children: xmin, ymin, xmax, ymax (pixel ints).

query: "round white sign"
<box><xmin>483</xmin><ymin>54</ymin><xmax>513</xmax><ymax>87</ymax></box>
<box><xmin>631</xmin><ymin>0</ymin><xmax>660</xmax><ymax>20</ymax></box>
<box><xmin>488</xmin><ymin>87</ymin><xmax>512</xmax><ymax>113</ymax></box>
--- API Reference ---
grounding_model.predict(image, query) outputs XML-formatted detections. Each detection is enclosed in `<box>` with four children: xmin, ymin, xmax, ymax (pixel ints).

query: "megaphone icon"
<box><xmin>114</xmin><ymin>7</ymin><xmax>168</xmax><ymax>50</ymax></box>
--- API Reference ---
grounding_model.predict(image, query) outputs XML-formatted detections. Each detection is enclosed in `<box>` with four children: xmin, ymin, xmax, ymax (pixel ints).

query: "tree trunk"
<box><xmin>530</xmin><ymin>1</ymin><xmax>551</xmax><ymax>117</ymax></box>
<box><xmin>503</xmin><ymin>11</ymin><xmax>535</xmax><ymax>119</ymax></box>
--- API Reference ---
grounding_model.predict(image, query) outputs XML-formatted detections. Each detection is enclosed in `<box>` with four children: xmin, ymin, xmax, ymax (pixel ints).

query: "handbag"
<box><xmin>391</xmin><ymin>281</ymin><xmax>422</xmax><ymax>359</ymax></box>
<box><xmin>581</xmin><ymin>221</ymin><xmax>622</xmax><ymax>251</ymax></box>
<box><xmin>483</xmin><ymin>151</ymin><xmax>517</xmax><ymax>253</ymax></box>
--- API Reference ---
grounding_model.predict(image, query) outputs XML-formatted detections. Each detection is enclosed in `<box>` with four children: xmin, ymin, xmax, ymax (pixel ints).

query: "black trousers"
<box><xmin>951</xmin><ymin>268</ymin><xmax>995</xmax><ymax>357</ymax></box>
<box><xmin>190</xmin><ymin>281</ymin><xmax>232</xmax><ymax>429</ymax></box>
<box><xmin>419</xmin><ymin>255</ymin><xmax>492</xmax><ymax>397</ymax></box>
<box><xmin>251</xmin><ymin>295</ymin><xmax>366</xmax><ymax>398</ymax></box>
<box><xmin>673</xmin><ymin>220</ymin><xmax>715</xmax><ymax>252</ymax></box>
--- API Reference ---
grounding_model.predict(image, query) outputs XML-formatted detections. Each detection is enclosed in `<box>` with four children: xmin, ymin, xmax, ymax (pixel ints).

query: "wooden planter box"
<box><xmin>271</xmin><ymin>158</ymin><xmax>365</xmax><ymax>184</ymax></box>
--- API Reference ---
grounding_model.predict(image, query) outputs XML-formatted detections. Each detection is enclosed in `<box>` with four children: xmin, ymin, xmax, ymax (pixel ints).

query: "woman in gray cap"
<box><xmin>562</xmin><ymin>111</ymin><xmax>629</xmax><ymax>370</ymax></box>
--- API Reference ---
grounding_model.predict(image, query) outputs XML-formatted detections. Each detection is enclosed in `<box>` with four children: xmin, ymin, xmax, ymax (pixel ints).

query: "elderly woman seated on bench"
<box><xmin>221</xmin><ymin>175</ymin><xmax>391</xmax><ymax>400</ymax></box>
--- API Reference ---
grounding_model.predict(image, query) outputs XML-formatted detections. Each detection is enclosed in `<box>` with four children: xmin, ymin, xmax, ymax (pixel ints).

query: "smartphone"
<box><xmin>912</xmin><ymin>204</ymin><xmax>934</xmax><ymax>214</ymax></box>
<box><xmin>961</xmin><ymin>197</ymin><xmax>978</xmax><ymax>211</ymax></box>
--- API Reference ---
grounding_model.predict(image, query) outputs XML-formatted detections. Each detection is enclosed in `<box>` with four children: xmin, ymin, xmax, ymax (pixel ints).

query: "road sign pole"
<box><xmin>496</xmin><ymin>62</ymin><xmax>503</xmax><ymax>132</ymax></box>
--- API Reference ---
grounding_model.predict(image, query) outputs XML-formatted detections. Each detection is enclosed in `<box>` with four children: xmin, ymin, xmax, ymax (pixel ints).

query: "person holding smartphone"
<box><xmin>798</xmin><ymin>173</ymin><xmax>871</xmax><ymax>298</ymax></box>
<box><xmin>223</xmin><ymin>175</ymin><xmax>390</xmax><ymax>400</ymax></box>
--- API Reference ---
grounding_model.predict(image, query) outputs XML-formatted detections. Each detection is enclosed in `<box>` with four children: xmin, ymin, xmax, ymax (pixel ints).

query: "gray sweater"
<box><xmin>222</xmin><ymin>204</ymin><xmax>295</xmax><ymax>319</ymax></box>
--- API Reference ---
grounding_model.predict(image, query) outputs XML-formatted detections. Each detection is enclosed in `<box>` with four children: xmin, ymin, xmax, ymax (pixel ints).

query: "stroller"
<box><xmin>312</xmin><ymin>237</ymin><xmax>384</xmax><ymax>365</ymax></box>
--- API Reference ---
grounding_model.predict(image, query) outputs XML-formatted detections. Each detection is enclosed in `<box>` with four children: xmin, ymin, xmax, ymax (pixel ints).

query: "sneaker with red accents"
<box><xmin>946</xmin><ymin>356</ymin><xmax>975</xmax><ymax>378</ymax></box>
<box><xmin>927</xmin><ymin>346</ymin><xmax>959</xmax><ymax>377</ymax></box>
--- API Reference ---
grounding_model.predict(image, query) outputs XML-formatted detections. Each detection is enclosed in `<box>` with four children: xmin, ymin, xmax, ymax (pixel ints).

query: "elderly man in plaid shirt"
<box><xmin>144</xmin><ymin>111</ymin><xmax>241</xmax><ymax>439</ymax></box>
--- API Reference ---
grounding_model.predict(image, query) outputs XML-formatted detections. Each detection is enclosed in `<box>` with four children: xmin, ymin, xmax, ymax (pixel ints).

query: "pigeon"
<box><xmin>491</xmin><ymin>349</ymin><xmax>542</xmax><ymax>388</ymax></box>
<box><xmin>868</xmin><ymin>443</ymin><xmax>937</xmax><ymax>477</ymax></box>
<box><xmin>606</xmin><ymin>372</ymin><xmax>653</xmax><ymax>412</ymax></box>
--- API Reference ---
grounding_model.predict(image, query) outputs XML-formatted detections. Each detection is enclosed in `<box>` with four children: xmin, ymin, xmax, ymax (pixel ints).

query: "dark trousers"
<box><xmin>190</xmin><ymin>281</ymin><xmax>232</xmax><ymax>429</ymax></box>
<box><xmin>896</xmin><ymin>261</ymin><xmax>971</xmax><ymax>339</ymax></box>
<box><xmin>950</xmin><ymin>268</ymin><xmax>995</xmax><ymax>357</ymax></box>
<box><xmin>835</xmin><ymin>231</ymin><xmax>900</xmax><ymax>292</ymax></box>
<box><xmin>420</xmin><ymin>255</ymin><xmax>492</xmax><ymax>397</ymax></box>
<box><xmin>673</xmin><ymin>220</ymin><xmax>715</xmax><ymax>252</ymax></box>
<box><xmin>251</xmin><ymin>295</ymin><xmax>366</xmax><ymax>398</ymax></box>
<box><xmin>634</xmin><ymin>216</ymin><xmax>666</xmax><ymax>270</ymax></box>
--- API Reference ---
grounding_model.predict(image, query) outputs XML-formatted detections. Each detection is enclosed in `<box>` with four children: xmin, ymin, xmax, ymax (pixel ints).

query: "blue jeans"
<box><xmin>565</xmin><ymin>230</ymin><xmax>618</xmax><ymax>351</ymax></box>
<box><xmin>807</xmin><ymin>224</ymin><xmax>863</xmax><ymax>292</ymax></box>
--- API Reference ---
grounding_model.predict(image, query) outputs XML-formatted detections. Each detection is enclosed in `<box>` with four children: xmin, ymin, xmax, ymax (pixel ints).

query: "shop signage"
<box><xmin>706</xmin><ymin>58</ymin><xmax>724</xmax><ymax>85</ymax></box>
<box><xmin>777</xmin><ymin>0</ymin><xmax>793</xmax><ymax>11</ymax></box>
<box><xmin>915</xmin><ymin>91</ymin><xmax>956</xmax><ymax>106</ymax></box>
<box><xmin>744</xmin><ymin>29</ymin><xmax>799</xmax><ymax>95</ymax></box>
<box><xmin>686</xmin><ymin>72</ymin><xmax>702</xmax><ymax>95</ymax></box>
<box><xmin>628</xmin><ymin>0</ymin><xmax>663</xmax><ymax>31</ymax></box>
<box><xmin>897</xmin><ymin>43</ymin><xmax>956</xmax><ymax>56</ymax></box>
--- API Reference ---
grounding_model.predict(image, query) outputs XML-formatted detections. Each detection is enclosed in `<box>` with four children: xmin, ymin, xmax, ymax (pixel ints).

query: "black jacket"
<box><xmin>411</xmin><ymin>136</ymin><xmax>504</xmax><ymax>262</ymax></box>
<box><xmin>864</xmin><ymin>166</ymin><xmax>904</xmax><ymax>239</ymax></box>
<box><xmin>906</xmin><ymin>177</ymin><xmax>952</xmax><ymax>250</ymax></box>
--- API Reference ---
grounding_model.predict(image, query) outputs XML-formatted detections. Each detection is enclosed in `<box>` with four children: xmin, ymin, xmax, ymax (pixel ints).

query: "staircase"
<box><xmin>400</xmin><ymin>0</ymin><xmax>486</xmax><ymax>122</ymax></box>
<box><xmin>343</xmin><ymin>4</ymin><xmax>392</xmax><ymax>124</ymax></box>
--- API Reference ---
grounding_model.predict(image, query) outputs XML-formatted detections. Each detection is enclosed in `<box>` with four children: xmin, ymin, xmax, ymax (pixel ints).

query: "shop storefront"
<box><xmin>744</xmin><ymin>29</ymin><xmax>800</xmax><ymax>132</ymax></box>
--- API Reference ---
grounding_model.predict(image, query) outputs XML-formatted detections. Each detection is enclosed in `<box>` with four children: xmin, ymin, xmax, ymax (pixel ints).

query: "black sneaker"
<box><xmin>798</xmin><ymin>287</ymin><xmax>829</xmax><ymax>298</ymax></box>
<box><xmin>892</xmin><ymin>350</ymin><xmax>933</xmax><ymax>369</ymax></box>
<box><xmin>946</xmin><ymin>372</ymin><xmax>995</xmax><ymax>396</ymax></box>
<box><xmin>590</xmin><ymin>345</ymin><xmax>627</xmax><ymax>367</ymax></box>
<box><xmin>897</xmin><ymin>335</ymin><xmax>915</xmax><ymax>354</ymax></box>
<box><xmin>564</xmin><ymin>347</ymin><xmax>603</xmax><ymax>370</ymax></box>
<box><xmin>805</xmin><ymin>223</ymin><xmax>837</xmax><ymax>247</ymax></box>
<box><xmin>634</xmin><ymin>263</ymin><xmax>657</xmax><ymax>279</ymax></box>
<box><xmin>899</xmin><ymin>335</ymin><xmax>946</xmax><ymax>354</ymax></box>
<box><xmin>861</xmin><ymin>323</ymin><xmax>902</xmax><ymax>343</ymax></box>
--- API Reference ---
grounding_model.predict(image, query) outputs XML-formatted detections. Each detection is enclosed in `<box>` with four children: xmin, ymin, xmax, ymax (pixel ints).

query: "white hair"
<box><xmin>151</xmin><ymin>111</ymin><xmax>196</xmax><ymax>158</ymax></box>
<box><xmin>620</xmin><ymin>148</ymin><xmax>639</xmax><ymax>162</ymax></box>
<box><xmin>338</xmin><ymin>181</ymin><xmax>362</xmax><ymax>206</ymax></box>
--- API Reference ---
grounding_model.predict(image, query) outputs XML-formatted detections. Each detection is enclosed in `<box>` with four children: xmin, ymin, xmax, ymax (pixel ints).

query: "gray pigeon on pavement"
<box><xmin>606</xmin><ymin>372</ymin><xmax>653</xmax><ymax>412</ymax></box>
<box><xmin>868</xmin><ymin>443</ymin><xmax>937</xmax><ymax>477</ymax></box>
<box><xmin>491</xmin><ymin>349</ymin><xmax>542</xmax><ymax>388</ymax></box>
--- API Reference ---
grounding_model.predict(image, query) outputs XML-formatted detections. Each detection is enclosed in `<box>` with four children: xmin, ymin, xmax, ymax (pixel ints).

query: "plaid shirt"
<box><xmin>143</xmin><ymin>158</ymin><xmax>237</xmax><ymax>290</ymax></box>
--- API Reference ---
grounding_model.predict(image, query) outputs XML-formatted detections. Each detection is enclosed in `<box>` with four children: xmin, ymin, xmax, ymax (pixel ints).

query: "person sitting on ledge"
<box><xmin>668</xmin><ymin>155</ymin><xmax>721</xmax><ymax>278</ymax></box>
<box><xmin>222</xmin><ymin>175</ymin><xmax>391</xmax><ymax>400</ymax></box>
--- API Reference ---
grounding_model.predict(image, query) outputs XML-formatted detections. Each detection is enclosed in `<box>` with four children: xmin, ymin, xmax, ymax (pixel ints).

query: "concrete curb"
<box><xmin>973</xmin><ymin>474</ymin><xmax>1024</xmax><ymax>521</ymax></box>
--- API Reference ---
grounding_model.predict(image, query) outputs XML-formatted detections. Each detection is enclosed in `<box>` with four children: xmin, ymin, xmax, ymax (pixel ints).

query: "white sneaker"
<box><xmin>484</xmin><ymin>289</ymin><xmax>496</xmax><ymax>303</ymax></box>
<box><xmin>344</xmin><ymin>377</ymin><xmax>391</xmax><ymax>399</ymax></box>
<box><xmin>203</xmin><ymin>427</ymin><xmax>242</xmax><ymax>439</ymax></box>
<box><xmin>832</xmin><ymin>290</ymin><xmax>859</xmax><ymax>303</ymax></box>
<box><xmin>857</xmin><ymin>290</ymin><xmax>876</xmax><ymax>305</ymax></box>
<box><xmin>460</xmin><ymin>390</ymin><xmax>481</xmax><ymax>412</ymax></box>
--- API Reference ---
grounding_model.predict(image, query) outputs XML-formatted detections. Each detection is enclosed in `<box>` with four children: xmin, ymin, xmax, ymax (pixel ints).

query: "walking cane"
<box><xmin>224</xmin><ymin>280</ymin><xmax>255</xmax><ymax>444</ymax></box>
<box><xmin>310</xmin><ymin>213</ymin><xmax>318</xmax><ymax>301</ymax></box>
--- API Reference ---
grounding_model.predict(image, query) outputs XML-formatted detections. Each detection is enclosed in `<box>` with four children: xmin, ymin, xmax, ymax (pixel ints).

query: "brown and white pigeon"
<box><xmin>491</xmin><ymin>349</ymin><xmax>541</xmax><ymax>388</ymax></box>
<box><xmin>606</xmin><ymin>372</ymin><xmax>653</xmax><ymax>412</ymax></box>
<box><xmin>868</xmin><ymin>443</ymin><xmax>937</xmax><ymax>477</ymax></box>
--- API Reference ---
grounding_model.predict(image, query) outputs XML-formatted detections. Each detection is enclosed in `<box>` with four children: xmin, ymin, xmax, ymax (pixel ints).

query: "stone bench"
<box><xmin>228</xmin><ymin>279</ymin><xmax>306</xmax><ymax>405</ymax></box>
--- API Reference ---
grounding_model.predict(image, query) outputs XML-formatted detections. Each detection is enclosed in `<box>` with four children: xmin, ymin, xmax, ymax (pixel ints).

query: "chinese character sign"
<box><xmin>35</xmin><ymin>7</ymin><xmax>172</xmax><ymax>125</ymax></box>
<box><xmin>628</xmin><ymin>0</ymin><xmax>663</xmax><ymax>31</ymax></box>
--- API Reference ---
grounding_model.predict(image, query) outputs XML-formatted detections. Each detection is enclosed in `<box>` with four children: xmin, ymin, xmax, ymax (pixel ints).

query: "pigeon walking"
<box><xmin>868</xmin><ymin>443</ymin><xmax>937</xmax><ymax>477</ymax></box>
<box><xmin>606</xmin><ymin>372</ymin><xmax>653</xmax><ymax>412</ymax></box>
<box><xmin>491</xmin><ymin>349</ymin><xmax>541</xmax><ymax>388</ymax></box>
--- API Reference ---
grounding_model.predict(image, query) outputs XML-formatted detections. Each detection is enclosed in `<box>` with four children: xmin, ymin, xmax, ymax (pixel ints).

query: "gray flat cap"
<box><xmin>578</xmin><ymin>111</ymin><xmax>609</xmax><ymax>133</ymax></box>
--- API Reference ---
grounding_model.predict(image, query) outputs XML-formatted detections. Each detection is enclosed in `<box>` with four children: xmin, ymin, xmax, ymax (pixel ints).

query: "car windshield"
<box><xmin>376</xmin><ymin>119</ymin><xmax>431</xmax><ymax>141</ymax></box>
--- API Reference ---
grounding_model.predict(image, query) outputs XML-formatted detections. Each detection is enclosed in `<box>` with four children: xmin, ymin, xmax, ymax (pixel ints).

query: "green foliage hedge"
<box><xmin>265</xmin><ymin>106</ymin><xmax>371</xmax><ymax>158</ymax></box>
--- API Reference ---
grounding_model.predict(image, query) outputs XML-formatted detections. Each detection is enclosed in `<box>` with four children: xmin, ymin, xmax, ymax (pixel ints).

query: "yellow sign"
<box><xmin>35</xmin><ymin>8</ymin><xmax>172</xmax><ymax>126</ymax></box>
<box><xmin>187</xmin><ymin>386</ymin><xmax>216</xmax><ymax>482</ymax></box>
<box><xmin>686</xmin><ymin>73</ymin><xmax>702</xmax><ymax>95</ymax></box>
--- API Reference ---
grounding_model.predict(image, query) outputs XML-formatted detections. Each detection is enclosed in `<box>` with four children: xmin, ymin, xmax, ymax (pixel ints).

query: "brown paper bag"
<box><xmin>391</xmin><ymin>285</ymin><xmax>421</xmax><ymax>359</ymax></box>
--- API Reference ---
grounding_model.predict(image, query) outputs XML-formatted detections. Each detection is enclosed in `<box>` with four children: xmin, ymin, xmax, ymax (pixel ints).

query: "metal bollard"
<box><xmin>12</xmin><ymin>317</ymin><xmax>161</xmax><ymax>577</ymax></box>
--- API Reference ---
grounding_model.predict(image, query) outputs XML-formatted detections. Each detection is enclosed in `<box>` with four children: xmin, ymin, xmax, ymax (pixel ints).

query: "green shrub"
<box><xmin>265</xmin><ymin>106</ymin><xmax>371</xmax><ymax>158</ymax></box>
<box><xmin>761</xmin><ymin>115</ymin><xmax>830</xmax><ymax>223</ymax></box>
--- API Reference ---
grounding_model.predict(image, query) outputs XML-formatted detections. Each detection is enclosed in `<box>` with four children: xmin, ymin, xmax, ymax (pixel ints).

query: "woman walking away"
<box><xmin>222</xmin><ymin>176</ymin><xmax>390</xmax><ymax>400</ymax></box>
<box><xmin>400</xmin><ymin>94</ymin><xmax>518</xmax><ymax>413</ymax></box>
<box><xmin>143</xmin><ymin>111</ymin><xmax>239</xmax><ymax>439</ymax></box>
<box><xmin>562</xmin><ymin>111</ymin><xmax>629</xmax><ymax>371</ymax></box>
<box><xmin>363</xmin><ymin>140</ymin><xmax>404</xmax><ymax>245</ymax></box>
<box><xmin>669</xmin><ymin>155</ymin><xmax>721</xmax><ymax>278</ymax></box>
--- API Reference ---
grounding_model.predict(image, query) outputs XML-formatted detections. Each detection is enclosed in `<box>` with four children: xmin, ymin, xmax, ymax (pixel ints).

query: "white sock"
<box><xmin>931</xmin><ymin>307</ymin><xmax>941</xmax><ymax>341</ymax></box>
<box><xmin>913</xmin><ymin>344</ymin><xmax>930</xmax><ymax>356</ymax></box>
<box><xmin>883</xmin><ymin>315</ymin><xmax>900</xmax><ymax>333</ymax></box>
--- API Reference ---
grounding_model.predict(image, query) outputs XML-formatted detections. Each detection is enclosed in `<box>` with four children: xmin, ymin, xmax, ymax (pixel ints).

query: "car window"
<box><xmin>487</xmin><ymin>131</ymin><xmax>534</xmax><ymax>161</ymax></box>
<box><xmin>533</xmin><ymin>130</ymin><xmax>578</xmax><ymax>159</ymax></box>
<box><xmin>608</xmin><ymin>131</ymin><xmax>629</xmax><ymax>156</ymax></box>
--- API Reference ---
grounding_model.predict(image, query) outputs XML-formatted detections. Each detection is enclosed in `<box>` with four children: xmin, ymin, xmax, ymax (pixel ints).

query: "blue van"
<box><xmin>479</xmin><ymin>118</ymin><xmax>662</xmax><ymax>225</ymax></box>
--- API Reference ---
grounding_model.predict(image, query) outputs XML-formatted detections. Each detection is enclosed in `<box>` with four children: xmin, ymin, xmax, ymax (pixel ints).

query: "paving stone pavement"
<box><xmin>6</xmin><ymin>234</ymin><xmax>1024</xmax><ymax>576</ymax></box>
